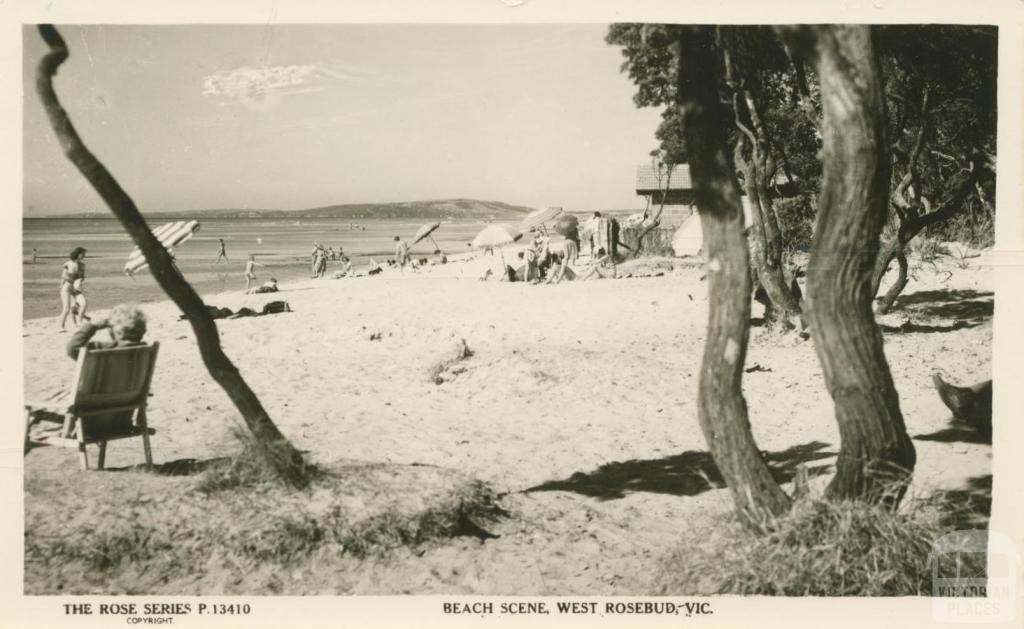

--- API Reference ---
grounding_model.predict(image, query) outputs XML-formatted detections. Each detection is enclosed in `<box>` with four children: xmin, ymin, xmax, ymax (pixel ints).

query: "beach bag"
<box><xmin>262</xmin><ymin>300</ymin><xmax>291</xmax><ymax>315</ymax></box>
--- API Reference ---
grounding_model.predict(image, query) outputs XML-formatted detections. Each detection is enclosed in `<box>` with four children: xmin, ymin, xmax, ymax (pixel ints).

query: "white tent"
<box><xmin>670</xmin><ymin>198</ymin><xmax>755</xmax><ymax>257</ymax></box>
<box><xmin>671</xmin><ymin>214</ymin><xmax>703</xmax><ymax>257</ymax></box>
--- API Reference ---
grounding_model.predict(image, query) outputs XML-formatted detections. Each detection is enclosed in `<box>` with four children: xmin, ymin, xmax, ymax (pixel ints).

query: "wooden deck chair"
<box><xmin>25</xmin><ymin>343</ymin><xmax>159</xmax><ymax>470</ymax></box>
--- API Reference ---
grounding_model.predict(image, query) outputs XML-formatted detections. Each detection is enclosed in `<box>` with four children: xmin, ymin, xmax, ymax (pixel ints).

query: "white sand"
<box><xmin>22</xmin><ymin>251</ymin><xmax>993</xmax><ymax>593</ymax></box>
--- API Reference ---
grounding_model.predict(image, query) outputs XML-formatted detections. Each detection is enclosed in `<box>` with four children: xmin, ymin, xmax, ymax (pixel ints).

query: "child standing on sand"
<box><xmin>244</xmin><ymin>255</ymin><xmax>264</xmax><ymax>293</ymax></box>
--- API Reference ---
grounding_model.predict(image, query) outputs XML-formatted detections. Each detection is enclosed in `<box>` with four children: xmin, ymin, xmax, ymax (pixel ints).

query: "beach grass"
<box><xmin>656</xmin><ymin>492</ymin><xmax>987</xmax><ymax>596</ymax></box>
<box><xmin>25</xmin><ymin>456</ymin><xmax>506</xmax><ymax>595</ymax></box>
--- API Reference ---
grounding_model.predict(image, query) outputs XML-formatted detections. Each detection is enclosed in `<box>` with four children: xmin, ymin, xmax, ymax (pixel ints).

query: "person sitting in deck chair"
<box><xmin>27</xmin><ymin>304</ymin><xmax>149</xmax><ymax>441</ymax></box>
<box><xmin>66</xmin><ymin>304</ymin><xmax>147</xmax><ymax>360</ymax></box>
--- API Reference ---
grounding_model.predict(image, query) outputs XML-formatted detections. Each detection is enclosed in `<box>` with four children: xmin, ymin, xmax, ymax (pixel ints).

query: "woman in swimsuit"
<box><xmin>59</xmin><ymin>247</ymin><xmax>88</xmax><ymax>331</ymax></box>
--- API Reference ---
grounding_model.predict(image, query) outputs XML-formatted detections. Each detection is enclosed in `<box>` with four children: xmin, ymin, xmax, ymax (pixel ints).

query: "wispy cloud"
<box><xmin>202</xmin><ymin>64</ymin><xmax>353</xmax><ymax>110</ymax></box>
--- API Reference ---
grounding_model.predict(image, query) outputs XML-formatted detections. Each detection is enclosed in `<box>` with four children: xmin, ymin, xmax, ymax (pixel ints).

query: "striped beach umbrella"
<box><xmin>124</xmin><ymin>220</ymin><xmax>200</xmax><ymax>277</ymax></box>
<box><xmin>519</xmin><ymin>206</ymin><xmax>563</xmax><ymax>232</ymax></box>
<box><xmin>412</xmin><ymin>222</ymin><xmax>441</xmax><ymax>250</ymax></box>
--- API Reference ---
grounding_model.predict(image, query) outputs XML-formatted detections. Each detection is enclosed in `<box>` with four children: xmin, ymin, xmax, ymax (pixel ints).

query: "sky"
<box><xmin>22</xmin><ymin>24</ymin><xmax>665</xmax><ymax>216</ymax></box>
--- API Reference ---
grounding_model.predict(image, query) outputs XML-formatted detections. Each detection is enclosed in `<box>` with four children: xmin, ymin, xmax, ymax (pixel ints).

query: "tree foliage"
<box><xmin>609</xmin><ymin>23</ymin><xmax>997</xmax><ymax>312</ymax></box>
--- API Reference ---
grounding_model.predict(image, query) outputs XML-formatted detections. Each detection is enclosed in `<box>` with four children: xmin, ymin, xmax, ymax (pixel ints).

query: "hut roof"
<box><xmin>636</xmin><ymin>164</ymin><xmax>693</xmax><ymax>193</ymax></box>
<box><xmin>636</xmin><ymin>163</ymin><xmax>793</xmax><ymax>194</ymax></box>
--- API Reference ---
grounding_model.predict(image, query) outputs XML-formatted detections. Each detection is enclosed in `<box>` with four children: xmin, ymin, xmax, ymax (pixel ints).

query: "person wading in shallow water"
<box><xmin>217</xmin><ymin>238</ymin><xmax>228</xmax><ymax>263</ymax></box>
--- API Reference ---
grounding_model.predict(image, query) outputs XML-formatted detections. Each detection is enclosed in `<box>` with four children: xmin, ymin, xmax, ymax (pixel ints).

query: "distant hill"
<box><xmin>45</xmin><ymin>199</ymin><xmax>535</xmax><ymax>221</ymax></box>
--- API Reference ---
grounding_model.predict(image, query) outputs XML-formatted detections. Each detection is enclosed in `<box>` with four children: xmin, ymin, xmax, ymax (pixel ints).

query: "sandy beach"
<box><xmin>22</xmin><ymin>250</ymin><xmax>993</xmax><ymax>594</ymax></box>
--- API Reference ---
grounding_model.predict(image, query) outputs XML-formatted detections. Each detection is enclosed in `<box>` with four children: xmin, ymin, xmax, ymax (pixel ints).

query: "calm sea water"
<box><xmin>22</xmin><ymin>217</ymin><xmax>489</xmax><ymax>320</ymax></box>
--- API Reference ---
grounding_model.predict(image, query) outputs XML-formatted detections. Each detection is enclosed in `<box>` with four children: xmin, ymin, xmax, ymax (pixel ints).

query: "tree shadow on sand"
<box><xmin>914</xmin><ymin>425</ymin><xmax>991</xmax><ymax>445</ymax></box>
<box><xmin>931</xmin><ymin>475</ymin><xmax>992</xmax><ymax>530</ymax></box>
<box><xmin>105</xmin><ymin>457</ymin><xmax>232</xmax><ymax>476</ymax></box>
<box><xmin>889</xmin><ymin>289</ymin><xmax>994</xmax><ymax>323</ymax></box>
<box><xmin>879</xmin><ymin>320</ymin><xmax>980</xmax><ymax>335</ymax></box>
<box><xmin>525</xmin><ymin>441</ymin><xmax>835</xmax><ymax>500</ymax></box>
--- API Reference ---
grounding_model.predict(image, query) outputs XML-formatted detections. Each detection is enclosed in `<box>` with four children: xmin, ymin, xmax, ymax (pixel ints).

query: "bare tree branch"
<box><xmin>35</xmin><ymin>24</ymin><xmax>309</xmax><ymax>488</ymax></box>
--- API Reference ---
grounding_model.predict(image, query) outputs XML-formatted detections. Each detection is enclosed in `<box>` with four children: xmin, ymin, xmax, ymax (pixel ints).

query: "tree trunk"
<box><xmin>728</xmin><ymin>84</ymin><xmax>803</xmax><ymax>330</ymax></box>
<box><xmin>876</xmin><ymin>249</ymin><xmax>909</xmax><ymax>314</ymax></box>
<box><xmin>739</xmin><ymin>158</ymin><xmax>803</xmax><ymax>329</ymax></box>
<box><xmin>871</xmin><ymin>168</ymin><xmax>981</xmax><ymax>312</ymax></box>
<box><xmin>804</xmin><ymin>25</ymin><xmax>915</xmax><ymax>504</ymax></box>
<box><xmin>870</xmin><ymin>236</ymin><xmax>900</xmax><ymax>298</ymax></box>
<box><xmin>35</xmin><ymin>25</ymin><xmax>309</xmax><ymax>488</ymax></box>
<box><xmin>677</xmin><ymin>27</ymin><xmax>792</xmax><ymax>527</ymax></box>
<box><xmin>633</xmin><ymin>171</ymin><xmax>672</xmax><ymax>257</ymax></box>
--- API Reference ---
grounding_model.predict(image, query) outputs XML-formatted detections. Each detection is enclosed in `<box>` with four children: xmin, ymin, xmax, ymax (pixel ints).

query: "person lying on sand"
<box><xmin>177</xmin><ymin>301</ymin><xmax>292</xmax><ymax>321</ymax></box>
<box><xmin>66</xmin><ymin>303</ymin><xmax>147</xmax><ymax>360</ymax></box>
<box><xmin>251</xmin><ymin>278</ymin><xmax>279</xmax><ymax>294</ymax></box>
<box><xmin>579</xmin><ymin>248</ymin><xmax>617</xmax><ymax>281</ymax></box>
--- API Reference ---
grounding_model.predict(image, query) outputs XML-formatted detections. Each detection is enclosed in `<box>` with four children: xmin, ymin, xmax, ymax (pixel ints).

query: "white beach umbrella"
<box><xmin>472</xmin><ymin>224</ymin><xmax>522</xmax><ymax>249</ymax></box>
<box><xmin>519</xmin><ymin>206</ymin><xmax>563</xmax><ymax>232</ymax></box>
<box><xmin>124</xmin><ymin>220</ymin><xmax>200</xmax><ymax>277</ymax></box>
<box><xmin>472</xmin><ymin>223</ymin><xmax>522</xmax><ymax>267</ymax></box>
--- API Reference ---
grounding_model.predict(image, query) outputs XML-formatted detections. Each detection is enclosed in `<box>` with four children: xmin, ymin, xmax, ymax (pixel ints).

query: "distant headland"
<box><xmin>34</xmin><ymin>199</ymin><xmax>535</xmax><ymax>221</ymax></box>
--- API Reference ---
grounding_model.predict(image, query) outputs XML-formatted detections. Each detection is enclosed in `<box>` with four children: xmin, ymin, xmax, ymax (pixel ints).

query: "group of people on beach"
<box><xmin>488</xmin><ymin>220</ymin><xmax>617</xmax><ymax>285</ymax></box>
<box><xmin>51</xmin><ymin>218</ymin><xmax>608</xmax><ymax>332</ymax></box>
<box><xmin>311</xmin><ymin>242</ymin><xmax>354</xmax><ymax>280</ymax></box>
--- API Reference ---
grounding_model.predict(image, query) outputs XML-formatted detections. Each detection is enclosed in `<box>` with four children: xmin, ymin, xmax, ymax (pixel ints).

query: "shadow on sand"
<box><xmin>932</xmin><ymin>474</ymin><xmax>992</xmax><ymax>530</ymax></box>
<box><xmin>880</xmin><ymin>320</ymin><xmax>980</xmax><ymax>335</ymax></box>
<box><xmin>914</xmin><ymin>425</ymin><xmax>991</xmax><ymax>445</ymax></box>
<box><xmin>890</xmin><ymin>289</ymin><xmax>994</xmax><ymax>323</ymax></box>
<box><xmin>105</xmin><ymin>457</ymin><xmax>232</xmax><ymax>476</ymax></box>
<box><xmin>525</xmin><ymin>441</ymin><xmax>835</xmax><ymax>501</ymax></box>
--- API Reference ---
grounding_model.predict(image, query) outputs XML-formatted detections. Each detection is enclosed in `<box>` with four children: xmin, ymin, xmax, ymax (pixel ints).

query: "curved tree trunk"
<box><xmin>633</xmin><ymin>171</ymin><xmax>672</xmax><ymax>257</ymax></box>
<box><xmin>740</xmin><ymin>160</ymin><xmax>803</xmax><ymax>328</ymax></box>
<box><xmin>804</xmin><ymin>25</ymin><xmax>915</xmax><ymax>504</ymax></box>
<box><xmin>876</xmin><ymin>250</ymin><xmax>909</xmax><ymax>314</ymax></box>
<box><xmin>677</xmin><ymin>27</ymin><xmax>792</xmax><ymax>527</ymax></box>
<box><xmin>726</xmin><ymin>80</ymin><xmax>803</xmax><ymax>330</ymax></box>
<box><xmin>36</xmin><ymin>25</ymin><xmax>309</xmax><ymax>488</ymax></box>
<box><xmin>871</xmin><ymin>169</ymin><xmax>981</xmax><ymax>313</ymax></box>
<box><xmin>870</xmin><ymin>236</ymin><xmax>901</xmax><ymax>298</ymax></box>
